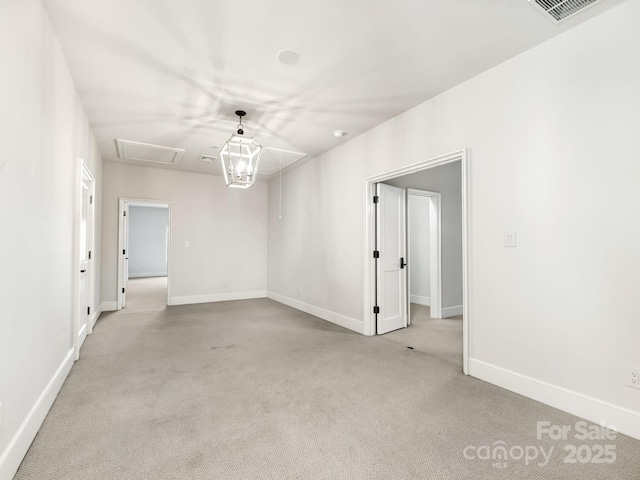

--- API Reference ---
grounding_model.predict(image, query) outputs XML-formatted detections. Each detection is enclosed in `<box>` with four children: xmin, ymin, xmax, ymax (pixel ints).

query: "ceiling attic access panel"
<box><xmin>116</xmin><ymin>139</ymin><xmax>185</xmax><ymax>165</ymax></box>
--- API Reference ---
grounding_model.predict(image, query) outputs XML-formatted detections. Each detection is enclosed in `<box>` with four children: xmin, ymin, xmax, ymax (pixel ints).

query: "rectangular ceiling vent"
<box><xmin>116</xmin><ymin>139</ymin><xmax>185</xmax><ymax>165</ymax></box>
<box><xmin>200</xmin><ymin>154</ymin><xmax>217</xmax><ymax>163</ymax></box>
<box><xmin>529</xmin><ymin>0</ymin><xmax>603</xmax><ymax>23</ymax></box>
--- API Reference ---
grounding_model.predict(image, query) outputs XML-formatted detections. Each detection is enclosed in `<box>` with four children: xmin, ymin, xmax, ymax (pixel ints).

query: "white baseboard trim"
<box><xmin>410</xmin><ymin>295</ymin><xmax>430</xmax><ymax>306</ymax></box>
<box><xmin>0</xmin><ymin>349</ymin><xmax>74</xmax><ymax>480</ymax></box>
<box><xmin>469</xmin><ymin>358</ymin><xmax>640</xmax><ymax>441</ymax></box>
<box><xmin>77</xmin><ymin>325</ymin><xmax>87</xmax><ymax>349</ymax></box>
<box><xmin>169</xmin><ymin>290</ymin><xmax>267</xmax><ymax>306</ymax></box>
<box><xmin>267</xmin><ymin>291</ymin><xmax>364</xmax><ymax>335</ymax></box>
<box><xmin>129</xmin><ymin>272</ymin><xmax>167</xmax><ymax>278</ymax></box>
<box><xmin>101</xmin><ymin>301</ymin><xmax>118</xmax><ymax>312</ymax></box>
<box><xmin>442</xmin><ymin>305</ymin><xmax>463</xmax><ymax>317</ymax></box>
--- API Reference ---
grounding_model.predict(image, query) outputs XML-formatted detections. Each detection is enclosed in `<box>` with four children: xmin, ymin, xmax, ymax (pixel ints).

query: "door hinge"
<box><xmin>373</xmin><ymin>250</ymin><xmax>379</xmax><ymax>259</ymax></box>
<box><xmin>373</xmin><ymin>195</ymin><xmax>379</xmax><ymax>204</ymax></box>
<box><xmin>87</xmin><ymin>306</ymin><xmax>90</xmax><ymax>315</ymax></box>
<box><xmin>88</xmin><ymin>251</ymin><xmax>92</xmax><ymax>260</ymax></box>
<box><xmin>373</xmin><ymin>306</ymin><xmax>380</xmax><ymax>314</ymax></box>
<box><xmin>123</xmin><ymin>249</ymin><xmax>126</xmax><ymax>255</ymax></box>
<box><xmin>90</xmin><ymin>195</ymin><xmax>93</xmax><ymax>205</ymax></box>
<box><xmin>122</xmin><ymin>287</ymin><xmax>125</xmax><ymax>294</ymax></box>
<box><xmin>123</xmin><ymin>210</ymin><xmax>126</xmax><ymax>216</ymax></box>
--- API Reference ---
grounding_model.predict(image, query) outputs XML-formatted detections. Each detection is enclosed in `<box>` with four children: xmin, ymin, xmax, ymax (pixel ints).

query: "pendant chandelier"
<box><xmin>219</xmin><ymin>110</ymin><xmax>262</xmax><ymax>189</ymax></box>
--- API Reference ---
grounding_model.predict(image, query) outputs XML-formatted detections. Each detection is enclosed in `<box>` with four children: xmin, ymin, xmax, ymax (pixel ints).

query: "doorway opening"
<box><xmin>364</xmin><ymin>149</ymin><xmax>470</xmax><ymax>374</ymax></box>
<box><xmin>117</xmin><ymin>198</ymin><xmax>172</xmax><ymax>310</ymax></box>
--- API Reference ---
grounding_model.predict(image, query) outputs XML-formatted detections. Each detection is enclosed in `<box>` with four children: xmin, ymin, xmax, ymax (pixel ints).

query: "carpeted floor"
<box><xmin>384</xmin><ymin>304</ymin><xmax>463</xmax><ymax>370</ymax></box>
<box><xmin>14</xmin><ymin>279</ymin><xmax>640</xmax><ymax>479</ymax></box>
<box><xmin>122</xmin><ymin>276</ymin><xmax>169</xmax><ymax>312</ymax></box>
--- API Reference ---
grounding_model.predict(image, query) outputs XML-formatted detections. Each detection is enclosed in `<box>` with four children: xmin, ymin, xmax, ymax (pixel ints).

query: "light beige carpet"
<box><xmin>383</xmin><ymin>303</ymin><xmax>463</xmax><ymax>370</ymax></box>
<box><xmin>122</xmin><ymin>276</ymin><xmax>168</xmax><ymax>312</ymax></box>
<box><xmin>14</xmin><ymin>281</ymin><xmax>640</xmax><ymax>479</ymax></box>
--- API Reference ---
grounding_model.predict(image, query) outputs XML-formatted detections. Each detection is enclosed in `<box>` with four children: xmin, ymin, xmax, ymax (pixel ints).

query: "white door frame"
<box><xmin>407</xmin><ymin>188</ymin><xmax>442</xmax><ymax>321</ymax></box>
<box><xmin>117</xmin><ymin>198</ymin><xmax>173</xmax><ymax>309</ymax></box>
<box><xmin>364</xmin><ymin>149</ymin><xmax>471</xmax><ymax>374</ymax></box>
<box><xmin>73</xmin><ymin>160</ymin><xmax>95</xmax><ymax>361</ymax></box>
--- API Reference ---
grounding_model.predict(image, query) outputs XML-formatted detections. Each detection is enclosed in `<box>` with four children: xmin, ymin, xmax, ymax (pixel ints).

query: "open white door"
<box><xmin>76</xmin><ymin>164</ymin><xmax>94</xmax><ymax>359</ymax></box>
<box><xmin>78</xmin><ymin>178</ymin><xmax>89</xmax><ymax>348</ymax></box>
<box><xmin>123</xmin><ymin>203</ymin><xmax>129</xmax><ymax>307</ymax></box>
<box><xmin>118</xmin><ymin>202</ymin><xmax>129</xmax><ymax>309</ymax></box>
<box><xmin>376</xmin><ymin>183</ymin><xmax>407</xmax><ymax>334</ymax></box>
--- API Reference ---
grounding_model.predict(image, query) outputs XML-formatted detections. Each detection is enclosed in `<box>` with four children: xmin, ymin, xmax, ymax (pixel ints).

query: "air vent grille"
<box><xmin>529</xmin><ymin>0</ymin><xmax>603</xmax><ymax>23</ymax></box>
<box><xmin>200</xmin><ymin>155</ymin><xmax>217</xmax><ymax>163</ymax></box>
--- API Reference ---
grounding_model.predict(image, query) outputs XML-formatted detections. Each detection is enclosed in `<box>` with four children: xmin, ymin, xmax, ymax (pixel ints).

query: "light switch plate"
<box><xmin>505</xmin><ymin>232</ymin><xmax>516</xmax><ymax>247</ymax></box>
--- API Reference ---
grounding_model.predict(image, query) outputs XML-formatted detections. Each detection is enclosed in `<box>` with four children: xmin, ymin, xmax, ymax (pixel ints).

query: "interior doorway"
<box><xmin>117</xmin><ymin>198</ymin><xmax>172</xmax><ymax>310</ymax></box>
<box><xmin>364</xmin><ymin>149</ymin><xmax>470</xmax><ymax>374</ymax></box>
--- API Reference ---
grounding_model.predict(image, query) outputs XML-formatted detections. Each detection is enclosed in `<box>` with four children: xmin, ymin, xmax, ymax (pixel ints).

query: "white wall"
<box><xmin>102</xmin><ymin>163</ymin><xmax>268</xmax><ymax>306</ymax></box>
<box><xmin>268</xmin><ymin>1</ymin><xmax>640</xmax><ymax>439</ymax></box>
<box><xmin>128</xmin><ymin>206</ymin><xmax>168</xmax><ymax>278</ymax></box>
<box><xmin>386</xmin><ymin>161</ymin><xmax>463</xmax><ymax>312</ymax></box>
<box><xmin>0</xmin><ymin>0</ymin><xmax>103</xmax><ymax>477</ymax></box>
<box><xmin>267</xmin><ymin>157</ymin><xmax>365</xmax><ymax>332</ymax></box>
<box><xmin>408</xmin><ymin>195</ymin><xmax>431</xmax><ymax>306</ymax></box>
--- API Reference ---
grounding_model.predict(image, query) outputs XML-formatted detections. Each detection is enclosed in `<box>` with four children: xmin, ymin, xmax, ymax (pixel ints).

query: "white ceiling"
<box><xmin>42</xmin><ymin>0</ymin><xmax>625</xmax><ymax>177</ymax></box>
